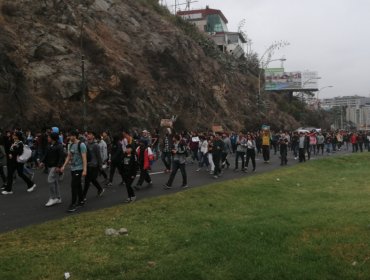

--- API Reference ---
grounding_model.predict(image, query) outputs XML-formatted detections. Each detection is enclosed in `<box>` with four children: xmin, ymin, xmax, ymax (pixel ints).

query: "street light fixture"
<box><xmin>300</xmin><ymin>77</ymin><xmax>322</xmax><ymax>104</ymax></box>
<box><xmin>317</xmin><ymin>85</ymin><xmax>334</xmax><ymax>100</ymax></box>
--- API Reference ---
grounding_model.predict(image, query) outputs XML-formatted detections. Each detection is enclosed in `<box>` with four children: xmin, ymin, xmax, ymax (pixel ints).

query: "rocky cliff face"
<box><xmin>0</xmin><ymin>0</ymin><xmax>299</xmax><ymax>131</ymax></box>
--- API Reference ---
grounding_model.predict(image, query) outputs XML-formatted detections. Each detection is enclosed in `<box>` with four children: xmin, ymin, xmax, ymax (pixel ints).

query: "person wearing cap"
<box><xmin>61</xmin><ymin>130</ymin><xmax>87</xmax><ymax>212</ymax></box>
<box><xmin>82</xmin><ymin>131</ymin><xmax>105</xmax><ymax>201</ymax></box>
<box><xmin>121</xmin><ymin>144</ymin><xmax>138</xmax><ymax>202</ymax></box>
<box><xmin>2</xmin><ymin>131</ymin><xmax>36</xmax><ymax>195</ymax></box>
<box><xmin>140</xmin><ymin>130</ymin><xmax>152</xmax><ymax>146</ymax></box>
<box><xmin>41</xmin><ymin>132</ymin><xmax>65</xmax><ymax>207</ymax></box>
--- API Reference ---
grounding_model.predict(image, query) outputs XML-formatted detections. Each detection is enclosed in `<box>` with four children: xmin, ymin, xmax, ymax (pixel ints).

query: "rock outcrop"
<box><xmin>0</xmin><ymin>0</ymin><xmax>299</xmax><ymax>131</ymax></box>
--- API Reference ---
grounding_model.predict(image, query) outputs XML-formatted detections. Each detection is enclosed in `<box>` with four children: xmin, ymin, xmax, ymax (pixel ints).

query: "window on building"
<box><xmin>205</xmin><ymin>14</ymin><xmax>228</xmax><ymax>33</ymax></box>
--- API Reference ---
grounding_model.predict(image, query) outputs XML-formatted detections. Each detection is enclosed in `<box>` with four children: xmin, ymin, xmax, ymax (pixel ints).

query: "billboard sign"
<box><xmin>265</xmin><ymin>68</ymin><xmax>302</xmax><ymax>91</ymax></box>
<box><xmin>302</xmin><ymin>71</ymin><xmax>319</xmax><ymax>89</ymax></box>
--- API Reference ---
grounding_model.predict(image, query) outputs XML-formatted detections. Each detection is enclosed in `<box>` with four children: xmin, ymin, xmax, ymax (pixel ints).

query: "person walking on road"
<box><xmin>107</xmin><ymin>135</ymin><xmax>124</xmax><ymax>187</ymax></box>
<box><xmin>212</xmin><ymin>133</ymin><xmax>224</xmax><ymax>179</ymax></box>
<box><xmin>245</xmin><ymin>134</ymin><xmax>256</xmax><ymax>172</ymax></box>
<box><xmin>135</xmin><ymin>139</ymin><xmax>153</xmax><ymax>190</ymax></box>
<box><xmin>41</xmin><ymin>132</ymin><xmax>65</xmax><ymax>207</ymax></box>
<box><xmin>262</xmin><ymin>130</ymin><xmax>271</xmax><ymax>163</ymax></box>
<box><xmin>164</xmin><ymin>135</ymin><xmax>188</xmax><ymax>189</ymax></box>
<box><xmin>82</xmin><ymin>131</ymin><xmax>105</xmax><ymax>201</ymax></box>
<box><xmin>234</xmin><ymin>132</ymin><xmax>247</xmax><ymax>172</ymax></box>
<box><xmin>221</xmin><ymin>133</ymin><xmax>232</xmax><ymax>169</ymax></box>
<box><xmin>61</xmin><ymin>130</ymin><xmax>87</xmax><ymax>212</ymax></box>
<box><xmin>161</xmin><ymin>132</ymin><xmax>172</xmax><ymax>173</ymax></box>
<box><xmin>2</xmin><ymin>131</ymin><xmax>36</xmax><ymax>195</ymax></box>
<box><xmin>0</xmin><ymin>137</ymin><xmax>7</xmax><ymax>187</ymax></box>
<box><xmin>122</xmin><ymin>144</ymin><xmax>138</xmax><ymax>203</ymax></box>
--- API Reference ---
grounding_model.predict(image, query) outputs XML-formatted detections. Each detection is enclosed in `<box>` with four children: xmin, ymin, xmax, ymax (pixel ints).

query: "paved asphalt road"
<box><xmin>0</xmin><ymin>149</ymin><xmax>351</xmax><ymax>233</ymax></box>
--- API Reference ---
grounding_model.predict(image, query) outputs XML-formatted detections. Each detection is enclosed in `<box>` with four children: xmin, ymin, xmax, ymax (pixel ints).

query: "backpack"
<box><xmin>17</xmin><ymin>144</ymin><xmax>32</xmax><ymax>163</ymax></box>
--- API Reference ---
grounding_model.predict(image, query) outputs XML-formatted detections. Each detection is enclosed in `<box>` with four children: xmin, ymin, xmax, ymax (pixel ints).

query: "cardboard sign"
<box><xmin>212</xmin><ymin>125</ymin><xmax>224</xmax><ymax>133</ymax></box>
<box><xmin>160</xmin><ymin>119</ymin><xmax>173</xmax><ymax>128</ymax></box>
<box><xmin>192</xmin><ymin>137</ymin><xmax>200</xmax><ymax>142</ymax></box>
<box><xmin>262</xmin><ymin>125</ymin><xmax>270</xmax><ymax>131</ymax></box>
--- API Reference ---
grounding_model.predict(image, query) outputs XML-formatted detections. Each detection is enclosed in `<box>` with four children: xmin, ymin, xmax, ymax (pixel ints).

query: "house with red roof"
<box><xmin>177</xmin><ymin>6</ymin><xmax>246</xmax><ymax>58</ymax></box>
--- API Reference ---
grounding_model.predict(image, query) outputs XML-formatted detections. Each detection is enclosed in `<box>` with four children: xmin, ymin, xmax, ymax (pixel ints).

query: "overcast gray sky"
<box><xmin>166</xmin><ymin>0</ymin><xmax>370</xmax><ymax>98</ymax></box>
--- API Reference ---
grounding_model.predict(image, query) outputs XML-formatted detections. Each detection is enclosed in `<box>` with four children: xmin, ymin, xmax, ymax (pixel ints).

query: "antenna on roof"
<box><xmin>170</xmin><ymin>0</ymin><xmax>198</xmax><ymax>13</ymax></box>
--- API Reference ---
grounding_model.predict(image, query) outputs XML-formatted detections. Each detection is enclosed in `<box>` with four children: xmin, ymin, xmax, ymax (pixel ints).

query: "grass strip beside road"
<box><xmin>1</xmin><ymin>153</ymin><xmax>370</xmax><ymax>279</ymax></box>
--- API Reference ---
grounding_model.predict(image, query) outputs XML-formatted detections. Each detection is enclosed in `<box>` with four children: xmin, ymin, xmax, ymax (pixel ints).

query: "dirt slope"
<box><xmin>0</xmin><ymin>0</ymin><xmax>299</xmax><ymax>131</ymax></box>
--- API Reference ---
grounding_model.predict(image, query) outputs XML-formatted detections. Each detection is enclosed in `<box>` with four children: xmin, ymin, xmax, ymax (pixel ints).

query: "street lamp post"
<box><xmin>300</xmin><ymin>77</ymin><xmax>322</xmax><ymax>104</ymax></box>
<box><xmin>258</xmin><ymin>57</ymin><xmax>286</xmax><ymax>109</ymax></box>
<box><xmin>79</xmin><ymin>8</ymin><xmax>87</xmax><ymax>131</ymax></box>
<box><xmin>317</xmin><ymin>85</ymin><xmax>334</xmax><ymax>100</ymax></box>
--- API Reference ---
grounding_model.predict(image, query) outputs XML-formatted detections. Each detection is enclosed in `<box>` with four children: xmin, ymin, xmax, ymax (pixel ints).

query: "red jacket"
<box><xmin>136</xmin><ymin>147</ymin><xmax>153</xmax><ymax>170</ymax></box>
<box><xmin>351</xmin><ymin>134</ymin><xmax>357</xmax><ymax>144</ymax></box>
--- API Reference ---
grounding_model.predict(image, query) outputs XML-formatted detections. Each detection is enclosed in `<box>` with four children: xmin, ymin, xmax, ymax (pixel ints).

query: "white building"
<box><xmin>321</xmin><ymin>95</ymin><xmax>370</xmax><ymax>108</ymax></box>
<box><xmin>177</xmin><ymin>7</ymin><xmax>246</xmax><ymax>58</ymax></box>
<box><xmin>322</xmin><ymin>96</ymin><xmax>370</xmax><ymax>130</ymax></box>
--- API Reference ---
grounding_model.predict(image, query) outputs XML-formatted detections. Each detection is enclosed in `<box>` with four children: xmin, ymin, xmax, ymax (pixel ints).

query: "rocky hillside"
<box><xmin>0</xmin><ymin>0</ymin><xmax>299</xmax><ymax>132</ymax></box>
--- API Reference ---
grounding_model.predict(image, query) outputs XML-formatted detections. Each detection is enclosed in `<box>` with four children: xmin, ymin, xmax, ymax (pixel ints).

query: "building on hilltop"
<box><xmin>177</xmin><ymin>6</ymin><xmax>247</xmax><ymax>58</ymax></box>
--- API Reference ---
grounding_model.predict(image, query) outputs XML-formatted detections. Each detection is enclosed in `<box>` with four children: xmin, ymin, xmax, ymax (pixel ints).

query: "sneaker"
<box><xmin>98</xmin><ymin>188</ymin><xmax>105</xmax><ymax>197</ymax></box>
<box><xmin>196</xmin><ymin>168</ymin><xmax>201</xmax><ymax>172</ymax></box>
<box><xmin>119</xmin><ymin>181</ymin><xmax>125</xmax><ymax>186</ymax></box>
<box><xmin>124</xmin><ymin>198</ymin><xmax>132</xmax><ymax>203</ymax></box>
<box><xmin>252</xmin><ymin>168</ymin><xmax>256</xmax><ymax>172</ymax></box>
<box><xmin>1</xmin><ymin>184</ymin><xmax>6</xmax><ymax>190</ymax></box>
<box><xmin>163</xmin><ymin>184</ymin><xmax>172</xmax><ymax>190</ymax></box>
<box><xmin>83</xmin><ymin>197</ymin><xmax>87</xmax><ymax>202</ymax></box>
<box><xmin>27</xmin><ymin>184</ymin><xmax>36</xmax><ymax>193</ymax></box>
<box><xmin>181</xmin><ymin>185</ymin><xmax>189</xmax><ymax>189</ymax></box>
<box><xmin>45</xmin><ymin>199</ymin><xmax>55</xmax><ymax>207</ymax></box>
<box><xmin>213</xmin><ymin>175</ymin><xmax>219</xmax><ymax>179</ymax></box>
<box><xmin>106</xmin><ymin>182</ymin><xmax>113</xmax><ymax>187</ymax></box>
<box><xmin>130</xmin><ymin>196</ymin><xmax>137</xmax><ymax>202</ymax></box>
<box><xmin>1</xmin><ymin>190</ymin><xmax>13</xmax><ymax>195</ymax></box>
<box><xmin>55</xmin><ymin>198</ymin><xmax>62</xmax><ymax>204</ymax></box>
<box><xmin>67</xmin><ymin>204</ymin><xmax>77</xmax><ymax>212</ymax></box>
<box><xmin>77</xmin><ymin>201</ymin><xmax>85</xmax><ymax>208</ymax></box>
<box><xmin>210</xmin><ymin>171</ymin><xmax>214</xmax><ymax>175</ymax></box>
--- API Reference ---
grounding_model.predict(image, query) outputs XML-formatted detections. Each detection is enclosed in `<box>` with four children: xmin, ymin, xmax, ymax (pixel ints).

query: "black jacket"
<box><xmin>121</xmin><ymin>152</ymin><xmax>138</xmax><ymax>178</ymax></box>
<box><xmin>111</xmin><ymin>142</ymin><xmax>123</xmax><ymax>164</ymax></box>
<box><xmin>43</xmin><ymin>143</ymin><xmax>65</xmax><ymax>168</ymax></box>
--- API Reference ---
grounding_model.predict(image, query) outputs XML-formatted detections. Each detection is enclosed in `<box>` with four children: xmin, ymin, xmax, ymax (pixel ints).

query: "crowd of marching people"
<box><xmin>0</xmin><ymin>126</ymin><xmax>369</xmax><ymax>213</ymax></box>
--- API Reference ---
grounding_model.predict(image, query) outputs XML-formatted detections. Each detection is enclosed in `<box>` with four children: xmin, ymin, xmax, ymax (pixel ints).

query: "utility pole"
<box><xmin>79</xmin><ymin>9</ymin><xmax>87</xmax><ymax>131</ymax></box>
